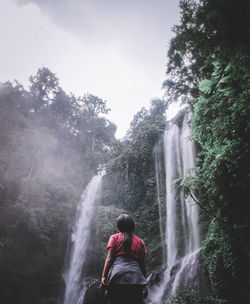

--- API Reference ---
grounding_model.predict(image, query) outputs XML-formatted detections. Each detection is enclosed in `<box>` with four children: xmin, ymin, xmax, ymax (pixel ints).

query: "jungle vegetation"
<box><xmin>164</xmin><ymin>0</ymin><xmax>250</xmax><ymax>303</ymax></box>
<box><xmin>0</xmin><ymin>0</ymin><xmax>249</xmax><ymax>303</ymax></box>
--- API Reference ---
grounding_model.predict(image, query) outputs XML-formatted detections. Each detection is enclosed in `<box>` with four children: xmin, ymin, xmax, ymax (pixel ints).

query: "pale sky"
<box><xmin>0</xmin><ymin>0</ymin><xmax>181</xmax><ymax>138</ymax></box>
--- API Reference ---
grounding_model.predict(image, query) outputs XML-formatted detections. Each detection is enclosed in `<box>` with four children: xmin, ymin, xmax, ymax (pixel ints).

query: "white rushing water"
<box><xmin>165</xmin><ymin>112</ymin><xmax>200</xmax><ymax>265</ymax></box>
<box><xmin>64</xmin><ymin>175</ymin><xmax>102</xmax><ymax>304</ymax></box>
<box><xmin>148</xmin><ymin>110</ymin><xmax>201</xmax><ymax>303</ymax></box>
<box><xmin>154</xmin><ymin>141</ymin><xmax>166</xmax><ymax>265</ymax></box>
<box><xmin>169</xmin><ymin>248</ymin><xmax>201</xmax><ymax>296</ymax></box>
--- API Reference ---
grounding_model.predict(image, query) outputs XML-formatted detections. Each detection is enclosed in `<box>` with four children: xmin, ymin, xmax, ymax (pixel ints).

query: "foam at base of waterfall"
<box><xmin>77</xmin><ymin>278</ymin><xmax>99</xmax><ymax>304</ymax></box>
<box><xmin>146</xmin><ymin>268</ymin><xmax>170</xmax><ymax>304</ymax></box>
<box><xmin>168</xmin><ymin>247</ymin><xmax>202</xmax><ymax>296</ymax></box>
<box><xmin>146</xmin><ymin>248</ymin><xmax>202</xmax><ymax>304</ymax></box>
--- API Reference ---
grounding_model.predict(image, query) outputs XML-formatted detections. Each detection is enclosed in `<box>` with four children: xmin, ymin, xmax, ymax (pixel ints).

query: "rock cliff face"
<box><xmin>83</xmin><ymin>282</ymin><xmax>106</xmax><ymax>304</ymax></box>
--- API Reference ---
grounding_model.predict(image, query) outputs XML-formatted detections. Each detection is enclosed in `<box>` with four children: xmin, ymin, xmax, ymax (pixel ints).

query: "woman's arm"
<box><xmin>101</xmin><ymin>247</ymin><xmax>115</xmax><ymax>286</ymax></box>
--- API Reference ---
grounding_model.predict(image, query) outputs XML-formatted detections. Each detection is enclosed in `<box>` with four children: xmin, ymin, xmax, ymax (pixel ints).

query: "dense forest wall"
<box><xmin>98</xmin><ymin>99</ymin><xmax>167</xmax><ymax>272</ymax></box>
<box><xmin>0</xmin><ymin>71</ymin><xmax>116</xmax><ymax>304</ymax></box>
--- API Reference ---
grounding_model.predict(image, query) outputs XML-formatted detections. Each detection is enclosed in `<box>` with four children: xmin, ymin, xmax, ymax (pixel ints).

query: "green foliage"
<box><xmin>166</xmin><ymin>289</ymin><xmax>227</xmax><ymax>304</ymax></box>
<box><xmin>170</xmin><ymin>107</ymin><xmax>188</xmax><ymax>128</ymax></box>
<box><xmin>101</xmin><ymin>99</ymin><xmax>167</xmax><ymax>270</ymax></box>
<box><xmin>164</xmin><ymin>0</ymin><xmax>250</xmax><ymax>103</ymax></box>
<box><xmin>198</xmin><ymin>79</ymin><xmax>213</xmax><ymax>94</ymax></box>
<box><xmin>191</xmin><ymin>52</ymin><xmax>250</xmax><ymax>302</ymax></box>
<box><xmin>164</xmin><ymin>0</ymin><xmax>250</xmax><ymax>302</ymax></box>
<box><xmin>134</xmin><ymin>203</ymin><xmax>163</xmax><ymax>271</ymax></box>
<box><xmin>104</xmin><ymin>99</ymin><xmax>166</xmax><ymax>210</ymax></box>
<box><xmin>79</xmin><ymin>93</ymin><xmax>110</xmax><ymax>118</ymax></box>
<box><xmin>29</xmin><ymin>67</ymin><xmax>60</xmax><ymax>112</ymax></box>
<box><xmin>0</xmin><ymin>68</ymin><xmax>117</xmax><ymax>303</ymax></box>
<box><xmin>94</xmin><ymin>205</ymin><xmax>127</xmax><ymax>268</ymax></box>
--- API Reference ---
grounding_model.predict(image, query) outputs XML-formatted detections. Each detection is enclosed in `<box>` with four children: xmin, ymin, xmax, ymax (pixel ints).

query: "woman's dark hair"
<box><xmin>117</xmin><ymin>214</ymin><xmax>135</xmax><ymax>253</ymax></box>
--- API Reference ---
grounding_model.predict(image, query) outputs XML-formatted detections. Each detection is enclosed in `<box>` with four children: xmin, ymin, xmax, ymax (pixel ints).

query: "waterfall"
<box><xmin>154</xmin><ymin>140</ymin><xmax>166</xmax><ymax>265</ymax></box>
<box><xmin>165</xmin><ymin>111</ymin><xmax>200</xmax><ymax>266</ymax></box>
<box><xmin>147</xmin><ymin>110</ymin><xmax>201</xmax><ymax>303</ymax></box>
<box><xmin>63</xmin><ymin>175</ymin><xmax>102</xmax><ymax>304</ymax></box>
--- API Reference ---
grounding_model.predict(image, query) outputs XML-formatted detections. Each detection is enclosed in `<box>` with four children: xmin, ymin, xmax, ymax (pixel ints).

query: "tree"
<box><xmin>50</xmin><ymin>89</ymin><xmax>78</xmax><ymax>129</ymax></box>
<box><xmin>29</xmin><ymin>67</ymin><xmax>60</xmax><ymax>112</ymax></box>
<box><xmin>0</xmin><ymin>81</ymin><xmax>31</xmax><ymax>130</ymax></box>
<box><xmin>79</xmin><ymin>93</ymin><xmax>110</xmax><ymax>119</ymax></box>
<box><xmin>149</xmin><ymin>98</ymin><xmax>167</xmax><ymax>116</ymax></box>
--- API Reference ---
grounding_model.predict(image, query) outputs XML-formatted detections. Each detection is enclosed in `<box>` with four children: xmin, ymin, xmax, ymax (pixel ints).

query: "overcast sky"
<box><xmin>1</xmin><ymin>0</ymin><xmax>181</xmax><ymax>138</ymax></box>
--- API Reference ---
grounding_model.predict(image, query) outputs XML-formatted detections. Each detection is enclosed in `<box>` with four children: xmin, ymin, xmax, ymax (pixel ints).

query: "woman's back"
<box><xmin>101</xmin><ymin>214</ymin><xmax>147</xmax><ymax>304</ymax></box>
<box><xmin>107</xmin><ymin>232</ymin><xmax>147</xmax><ymax>261</ymax></box>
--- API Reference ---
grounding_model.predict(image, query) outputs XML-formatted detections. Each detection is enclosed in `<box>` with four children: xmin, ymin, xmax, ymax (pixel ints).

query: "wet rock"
<box><xmin>83</xmin><ymin>282</ymin><xmax>107</xmax><ymax>304</ymax></box>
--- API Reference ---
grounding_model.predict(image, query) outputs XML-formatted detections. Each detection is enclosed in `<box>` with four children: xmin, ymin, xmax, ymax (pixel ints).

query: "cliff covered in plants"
<box><xmin>163</xmin><ymin>1</ymin><xmax>250</xmax><ymax>303</ymax></box>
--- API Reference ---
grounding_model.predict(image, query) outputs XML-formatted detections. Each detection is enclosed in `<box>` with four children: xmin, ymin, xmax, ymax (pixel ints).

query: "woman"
<box><xmin>101</xmin><ymin>214</ymin><xmax>147</xmax><ymax>304</ymax></box>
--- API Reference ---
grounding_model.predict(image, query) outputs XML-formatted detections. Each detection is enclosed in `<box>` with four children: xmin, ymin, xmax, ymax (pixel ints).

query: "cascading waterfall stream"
<box><xmin>148</xmin><ymin>110</ymin><xmax>201</xmax><ymax>303</ymax></box>
<box><xmin>165</xmin><ymin>122</ymin><xmax>183</xmax><ymax>267</ymax></box>
<box><xmin>63</xmin><ymin>175</ymin><xmax>102</xmax><ymax>304</ymax></box>
<box><xmin>165</xmin><ymin>112</ymin><xmax>200</xmax><ymax>267</ymax></box>
<box><xmin>154</xmin><ymin>140</ymin><xmax>166</xmax><ymax>265</ymax></box>
<box><xmin>180</xmin><ymin>114</ymin><xmax>200</xmax><ymax>253</ymax></box>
